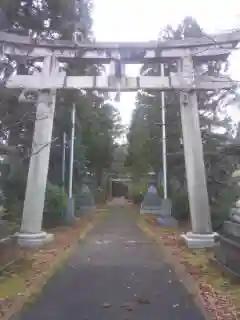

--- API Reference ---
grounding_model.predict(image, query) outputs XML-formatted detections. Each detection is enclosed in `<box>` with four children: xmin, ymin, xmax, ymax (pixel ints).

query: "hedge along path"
<box><xmin>0</xmin><ymin>209</ymin><xmax>106</xmax><ymax>320</ymax></box>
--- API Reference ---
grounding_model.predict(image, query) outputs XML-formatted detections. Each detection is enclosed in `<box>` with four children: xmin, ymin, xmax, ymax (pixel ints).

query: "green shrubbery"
<box><xmin>171</xmin><ymin>189</ymin><xmax>190</xmax><ymax>221</ymax></box>
<box><xmin>2</xmin><ymin>166</ymin><xmax>68</xmax><ymax>228</ymax></box>
<box><xmin>43</xmin><ymin>183</ymin><xmax>68</xmax><ymax>228</ymax></box>
<box><xmin>94</xmin><ymin>186</ymin><xmax>107</xmax><ymax>204</ymax></box>
<box><xmin>210</xmin><ymin>181</ymin><xmax>238</xmax><ymax>231</ymax></box>
<box><xmin>1</xmin><ymin>166</ymin><xmax>27</xmax><ymax>222</ymax></box>
<box><xmin>128</xmin><ymin>181</ymin><xmax>147</xmax><ymax>204</ymax></box>
<box><xmin>170</xmin><ymin>181</ymin><xmax>237</xmax><ymax>231</ymax></box>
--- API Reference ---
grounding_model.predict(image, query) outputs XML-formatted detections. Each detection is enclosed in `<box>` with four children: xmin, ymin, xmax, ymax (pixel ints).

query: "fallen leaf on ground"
<box><xmin>0</xmin><ymin>215</ymin><xmax>100</xmax><ymax>319</ymax></box>
<box><xmin>136</xmin><ymin>297</ymin><xmax>151</xmax><ymax>305</ymax></box>
<box><xmin>140</xmin><ymin>216</ymin><xmax>240</xmax><ymax>320</ymax></box>
<box><xmin>102</xmin><ymin>303</ymin><xmax>112</xmax><ymax>308</ymax></box>
<box><xmin>120</xmin><ymin>302</ymin><xmax>135</xmax><ymax>311</ymax></box>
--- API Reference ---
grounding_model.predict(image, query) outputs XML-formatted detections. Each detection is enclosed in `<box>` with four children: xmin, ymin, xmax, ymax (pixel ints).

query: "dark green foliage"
<box><xmin>0</xmin><ymin>1</ymin><xmax>121</xmax><ymax>223</ymax></box>
<box><xmin>128</xmin><ymin>182</ymin><xmax>147</xmax><ymax>204</ymax></box>
<box><xmin>156</xmin><ymin>184</ymin><xmax>164</xmax><ymax>197</ymax></box>
<box><xmin>126</xmin><ymin>16</ymin><xmax>239</xmax><ymax>227</ymax></box>
<box><xmin>211</xmin><ymin>179</ymin><xmax>239</xmax><ymax>231</ymax></box>
<box><xmin>0</xmin><ymin>0</ymin><xmax>93</xmax><ymax>217</ymax></box>
<box><xmin>43</xmin><ymin>183</ymin><xmax>68</xmax><ymax>228</ymax></box>
<box><xmin>171</xmin><ymin>190</ymin><xmax>189</xmax><ymax>221</ymax></box>
<box><xmin>0</xmin><ymin>0</ymin><xmax>92</xmax><ymax>39</ymax></box>
<box><xmin>78</xmin><ymin>100</ymin><xmax>123</xmax><ymax>185</ymax></box>
<box><xmin>1</xmin><ymin>165</ymin><xmax>27</xmax><ymax>222</ymax></box>
<box><xmin>94</xmin><ymin>187</ymin><xmax>107</xmax><ymax>204</ymax></box>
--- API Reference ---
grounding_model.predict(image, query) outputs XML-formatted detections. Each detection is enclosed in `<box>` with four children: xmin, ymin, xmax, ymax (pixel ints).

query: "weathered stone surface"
<box><xmin>140</xmin><ymin>185</ymin><xmax>162</xmax><ymax>215</ymax></box>
<box><xmin>156</xmin><ymin>216</ymin><xmax>178</xmax><ymax>227</ymax></box>
<box><xmin>214</xmin><ymin>234</ymin><xmax>240</xmax><ymax>278</ymax></box>
<box><xmin>160</xmin><ymin>199</ymin><xmax>172</xmax><ymax>217</ymax></box>
<box><xmin>215</xmin><ymin>169</ymin><xmax>240</xmax><ymax>276</ymax></box>
<box><xmin>235</xmin><ymin>199</ymin><xmax>240</xmax><ymax>208</ymax></box>
<box><xmin>140</xmin><ymin>186</ymin><xmax>177</xmax><ymax>225</ymax></box>
<box><xmin>223</xmin><ymin>221</ymin><xmax>240</xmax><ymax>238</ymax></box>
<box><xmin>231</xmin><ymin>211</ymin><xmax>240</xmax><ymax>223</ymax></box>
<box><xmin>181</xmin><ymin>232</ymin><xmax>218</xmax><ymax>249</ymax></box>
<box><xmin>16</xmin><ymin>231</ymin><xmax>53</xmax><ymax>248</ymax></box>
<box><xmin>64</xmin><ymin>197</ymin><xmax>76</xmax><ymax>225</ymax></box>
<box><xmin>156</xmin><ymin>199</ymin><xmax>178</xmax><ymax>227</ymax></box>
<box><xmin>214</xmin><ymin>205</ymin><xmax>240</xmax><ymax>277</ymax></box>
<box><xmin>76</xmin><ymin>184</ymin><xmax>95</xmax><ymax>217</ymax></box>
<box><xmin>140</xmin><ymin>186</ymin><xmax>177</xmax><ymax>226</ymax></box>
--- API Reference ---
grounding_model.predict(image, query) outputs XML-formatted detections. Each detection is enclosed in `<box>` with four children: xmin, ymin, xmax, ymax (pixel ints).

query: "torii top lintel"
<box><xmin>0</xmin><ymin>30</ymin><xmax>239</xmax><ymax>62</ymax></box>
<box><xmin>0</xmin><ymin>30</ymin><xmax>239</xmax><ymax>49</ymax></box>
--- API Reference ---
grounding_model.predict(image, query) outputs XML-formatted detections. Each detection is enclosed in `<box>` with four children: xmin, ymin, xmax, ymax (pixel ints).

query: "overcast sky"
<box><xmin>92</xmin><ymin>0</ymin><xmax>240</xmax><ymax>125</ymax></box>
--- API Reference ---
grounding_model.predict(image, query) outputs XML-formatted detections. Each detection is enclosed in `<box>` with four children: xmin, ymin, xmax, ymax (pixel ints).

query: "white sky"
<box><xmin>92</xmin><ymin>0</ymin><xmax>240</xmax><ymax>125</ymax></box>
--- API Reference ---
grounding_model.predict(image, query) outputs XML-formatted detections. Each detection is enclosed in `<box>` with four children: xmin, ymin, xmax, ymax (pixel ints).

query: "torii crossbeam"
<box><xmin>2</xmin><ymin>30</ymin><xmax>238</xmax><ymax>249</ymax></box>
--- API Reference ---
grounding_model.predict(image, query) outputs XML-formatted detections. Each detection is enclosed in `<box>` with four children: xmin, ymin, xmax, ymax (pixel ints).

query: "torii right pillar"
<box><xmin>179</xmin><ymin>55</ymin><xmax>218</xmax><ymax>248</ymax></box>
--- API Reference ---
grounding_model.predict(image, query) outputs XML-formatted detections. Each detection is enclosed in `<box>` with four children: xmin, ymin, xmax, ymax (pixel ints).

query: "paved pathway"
<box><xmin>15</xmin><ymin>200</ymin><xmax>205</xmax><ymax>320</ymax></box>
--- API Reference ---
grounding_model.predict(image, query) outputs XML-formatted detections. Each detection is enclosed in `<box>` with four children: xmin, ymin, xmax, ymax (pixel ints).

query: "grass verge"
<box><xmin>139</xmin><ymin>215</ymin><xmax>240</xmax><ymax>320</ymax></box>
<box><xmin>0</xmin><ymin>210</ymin><xmax>105</xmax><ymax>320</ymax></box>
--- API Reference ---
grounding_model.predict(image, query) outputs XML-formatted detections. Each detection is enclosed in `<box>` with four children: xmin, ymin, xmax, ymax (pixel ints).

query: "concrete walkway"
<box><xmin>16</xmin><ymin>201</ymin><xmax>205</xmax><ymax>320</ymax></box>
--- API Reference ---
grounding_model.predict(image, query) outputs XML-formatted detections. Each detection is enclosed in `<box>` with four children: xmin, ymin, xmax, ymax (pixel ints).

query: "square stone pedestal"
<box><xmin>64</xmin><ymin>197</ymin><xmax>76</xmax><ymax>225</ymax></box>
<box><xmin>214</xmin><ymin>219</ymin><xmax>240</xmax><ymax>278</ymax></box>
<box><xmin>214</xmin><ymin>233</ymin><xmax>240</xmax><ymax>278</ymax></box>
<box><xmin>15</xmin><ymin>231</ymin><xmax>54</xmax><ymax>248</ymax></box>
<box><xmin>156</xmin><ymin>216</ymin><xmax>178</xmax><ymax>227</ymax></box>
<box><xmin>223</xmin><ymin>221</ymin><xmax>240</xmax><ymax>238</ymax></box>
<box><xmin>181</xmin><ymin>231</ymin><xmax>218</xmax><ymax>249</ymax></box>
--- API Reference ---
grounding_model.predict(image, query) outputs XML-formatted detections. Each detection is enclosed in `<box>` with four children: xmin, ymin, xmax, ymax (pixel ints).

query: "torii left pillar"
<box><xmin>16</xmin><ymin>55</ymin><xmax>58</xmax><ymax>247</ymax></box>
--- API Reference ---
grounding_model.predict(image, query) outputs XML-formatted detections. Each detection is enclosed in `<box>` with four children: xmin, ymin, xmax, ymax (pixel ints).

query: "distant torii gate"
<box><xmin>0</xmin><ymin>30</ymin><xmax>239</xmax><ymax>248</ymax></box>
<box><xmin>110</xmin><ymin>178</ymin><xmax>132</xmax><ymax>199</ymax></box>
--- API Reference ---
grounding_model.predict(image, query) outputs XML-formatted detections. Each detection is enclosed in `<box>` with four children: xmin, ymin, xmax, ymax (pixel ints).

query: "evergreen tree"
<box><xmin>126</xmin><ymin>17</ymin><xmax>239</xmax><ymax>227</ymax></box>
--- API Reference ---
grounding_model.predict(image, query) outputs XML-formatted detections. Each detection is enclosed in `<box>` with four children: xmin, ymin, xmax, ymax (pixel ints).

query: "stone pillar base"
<box><xmin>64</xmin><ymin>197</ymin><xmax>76</xmax><ymax>225</ymax></box>
<box><xmin>15</xmin><ymin>231</ymin><xmax>54</xmax><ymax>248</ymax></box>
<box><xmin>181</xmin><ymin>231</ymin><xmax>218</xmax><ymax>249</ymax></box>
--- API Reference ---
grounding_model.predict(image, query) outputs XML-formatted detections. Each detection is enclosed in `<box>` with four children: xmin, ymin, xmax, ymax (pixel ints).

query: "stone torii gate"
<box><xmin>0</xmin><ymin>31</ymin><xmax>239</xmax><ymax>248</ymax></box>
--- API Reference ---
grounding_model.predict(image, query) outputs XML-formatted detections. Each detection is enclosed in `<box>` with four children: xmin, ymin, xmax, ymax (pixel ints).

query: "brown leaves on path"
<box><xmin>0</xmin><ymin>215</ymin><xmax>99</xmax><ymax>320</ymax></box>
<box><xmin>139</xmin><ymin>216</ymin><xmax>240</xmax><ymax>320</ymax></box>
